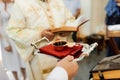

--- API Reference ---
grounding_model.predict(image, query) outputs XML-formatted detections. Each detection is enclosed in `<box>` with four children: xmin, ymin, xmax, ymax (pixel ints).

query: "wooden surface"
<box><xmin>92</xmin><ymin>70</ymin><xmax>120</xmax><ymax>80</ymax></box>
<box><xmin>106</xmin><ymin>26</ymin><xmax>120</xmax><ymax>55</ymax></box>
<box><xmin>108</xmin><ymin>30</ymin><xmax>120</xmax><ymax>37</ymax></box>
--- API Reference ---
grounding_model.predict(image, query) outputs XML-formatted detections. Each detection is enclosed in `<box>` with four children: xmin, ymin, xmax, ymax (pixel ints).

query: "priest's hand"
<box><xmin>41</xmin><ymin>29</ymin><xmax>54</xmax><ymax>41</ymax></box>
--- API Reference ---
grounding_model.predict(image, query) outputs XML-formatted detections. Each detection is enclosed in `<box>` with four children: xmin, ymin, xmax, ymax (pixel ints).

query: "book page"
<box><xmin>65</xmin><ymin>15</ymin><xmax>89</xmax><ymax>27</ymax></box>
<box><xmin>50</xmin><ymin>15</ymin><xmax>89</xmax><ymax>32</ymax></box>
<box><xmin>108</xmin><ymin>24</ymin><xmax>120</xmax><ymax>31</ymax></box>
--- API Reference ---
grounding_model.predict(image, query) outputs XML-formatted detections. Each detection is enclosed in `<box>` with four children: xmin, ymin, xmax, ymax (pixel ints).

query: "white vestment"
<box><xmin>0</xmin><ymin>2</ymin><xmax>26</xmax><ymax>80</ymax></box>
<box><xmin>6</xmin><ymin>0</ymin><xmax>75</xmax><ymax>80</ymax></box>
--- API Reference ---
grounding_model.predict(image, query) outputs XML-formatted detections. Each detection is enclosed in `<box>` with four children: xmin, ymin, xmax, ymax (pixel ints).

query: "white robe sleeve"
<box><xmin>46</xmin><ymin>67</ymin><xmax>68</xmax><ymax>80</ymax></box>
<box><xmin>6</xmin><ymin>3</ymin><xmax>41</xmax><ymax>61</ymax></box>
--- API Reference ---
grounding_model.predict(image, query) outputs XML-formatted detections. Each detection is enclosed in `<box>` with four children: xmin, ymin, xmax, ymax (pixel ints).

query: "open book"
<box><xmin>50</xmin><ymin>15</ymin><xmax>89</xmax><ymax>33</ymax></box>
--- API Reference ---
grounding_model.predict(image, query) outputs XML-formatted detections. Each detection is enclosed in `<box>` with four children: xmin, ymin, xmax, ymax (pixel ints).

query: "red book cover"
<box><xmin>39</xmin><ymin>44</ymin><xmax>83</xmax><ymax>59</ymax></box>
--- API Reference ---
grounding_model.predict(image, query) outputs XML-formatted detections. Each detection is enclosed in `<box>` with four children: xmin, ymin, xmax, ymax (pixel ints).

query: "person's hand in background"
<box><xmin>115</xmin><ymin>0</ymin><xmax>120</xmax><ymax>6</ymax></box>
<box><xmin>115</xmin><ymin>0</ymin><xmax>120</xmax><ymax>3</ymax></box>
<box><xmin>5</xmin><ymin>45</ymin><xmax>12</xmax><ymax>52</ymax></box>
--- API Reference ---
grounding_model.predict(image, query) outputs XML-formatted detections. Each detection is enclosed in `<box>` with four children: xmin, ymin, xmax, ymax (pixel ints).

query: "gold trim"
<box><xmin>39</xmin><ymin>1</ymin><xmax>54</xmax><ymax>28</ymax></box>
